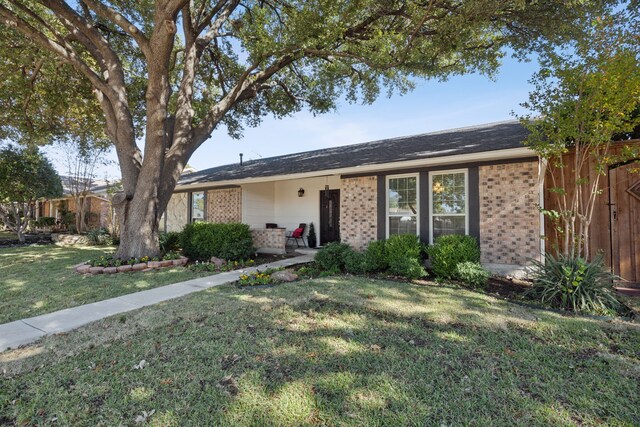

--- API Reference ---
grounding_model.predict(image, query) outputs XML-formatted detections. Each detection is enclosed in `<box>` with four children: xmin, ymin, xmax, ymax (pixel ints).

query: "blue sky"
<box><xmin>48</xmin><ymin>53</ymin><xmax>540</xmax><ymax>179</ymax></box>
<box><xmin>186</xmin><ymin>54</ymin><xmax>538</xmax><ymax>171</ymax></box>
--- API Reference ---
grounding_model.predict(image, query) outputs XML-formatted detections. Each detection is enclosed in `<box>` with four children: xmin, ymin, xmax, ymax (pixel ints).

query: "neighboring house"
<box><xmin>163</xmin><ymin>120</ymin><xmax>542</xmax><ymax>274</ymax></box>
<box><xmin>35</xmin><ymin>177</ymin><xmax>114</xmax><ymax>231</ymax></box>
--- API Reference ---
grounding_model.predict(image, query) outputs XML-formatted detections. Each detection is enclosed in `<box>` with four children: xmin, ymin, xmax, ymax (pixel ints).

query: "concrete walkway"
<box><xmin>0</xmin><ymin>253</ymin><xmax>314</xmax><ymax>352</ymax></box>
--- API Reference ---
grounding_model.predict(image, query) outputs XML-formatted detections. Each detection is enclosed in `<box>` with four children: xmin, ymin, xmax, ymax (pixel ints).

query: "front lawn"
<box><xmin>1</xmin><ymin>277</ymin><xmax>638</xmax><ymax>426</ymax></box>
<box><xmin>0</xmin><ymin>245</ymin><xmax>210</xmax><ymax>324</ymax></box>
<box><xmin>0</xmin><ymin>230</ymin><xmax>15</xmax><ymax>241</ymax></box>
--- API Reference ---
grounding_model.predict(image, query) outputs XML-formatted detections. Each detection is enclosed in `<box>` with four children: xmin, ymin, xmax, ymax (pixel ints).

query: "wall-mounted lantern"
<box><xmin>298</xmin><ymin>187</ymin><xmax>305</xmax><ymax>197</ymax></box>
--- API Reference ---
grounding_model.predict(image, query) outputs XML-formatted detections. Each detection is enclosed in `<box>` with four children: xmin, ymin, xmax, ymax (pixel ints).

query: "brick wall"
<box><xmin>340</xmin><ymin>176</ymin><xmax>377</xmax><ymax>251</ymax></box>
<box><xmin>251</xmin><ymin>228</ymin><xmax>286</xmax><ymax>252</ymax></box>
<box><xmin>207</xmin><ymin>187</ymin><xmax>242</xmax><ymax>223</ymax></box>
<box><xmin>479</xmin><ymin>161</ymin><xmax>540</xmax><ymax>265</ymax></box>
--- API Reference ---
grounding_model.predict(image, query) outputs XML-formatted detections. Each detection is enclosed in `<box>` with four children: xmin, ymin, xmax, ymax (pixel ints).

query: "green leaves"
<box><xmin>521</xmin><ymin>10</ymin><xmax>640</xmax><ymax>159</ymax></box>
<box><xmin>0</xmin><ymin>144</ymin><xmax>62</xmax><ymax>203</ymax></box>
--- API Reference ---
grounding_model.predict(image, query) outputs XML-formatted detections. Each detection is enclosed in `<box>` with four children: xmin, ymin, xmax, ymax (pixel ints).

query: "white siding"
<box><xmin>242</xmin><ymin>182</ymin><xmax>276</xmax><ymax>229</ymax></box>
<box><xmin>273</xmin><ymin>175</ymin><xmax>341</xmax><ymax>243</ymax></box>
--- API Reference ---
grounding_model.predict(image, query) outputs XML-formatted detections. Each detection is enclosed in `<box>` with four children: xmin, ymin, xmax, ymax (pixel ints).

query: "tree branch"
<box><xmin>81</xmin><ymin>0</ymin><xmax>151</xmax><ymax>57</ymax></box>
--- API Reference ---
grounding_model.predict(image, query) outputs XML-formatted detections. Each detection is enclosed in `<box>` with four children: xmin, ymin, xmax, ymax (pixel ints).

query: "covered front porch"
<box><xmin>163</xmin><ymin>174</ymin><xmax>343</xmax><ymax>254</ymax></box>
<box><xmin>242</xmin><ymin>175</ymin><xmax>342</xmax><ymax>253</ymax></box>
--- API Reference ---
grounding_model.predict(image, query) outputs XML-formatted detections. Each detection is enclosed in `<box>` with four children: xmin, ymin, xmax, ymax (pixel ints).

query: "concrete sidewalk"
<box><xmin>0</xmin><ymin>254</ymin><xmax>314</xmax><ymax>352</ymax></box>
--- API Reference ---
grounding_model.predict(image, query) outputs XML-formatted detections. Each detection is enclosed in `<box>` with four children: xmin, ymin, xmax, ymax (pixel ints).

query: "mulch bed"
<box><xmin>484</xmin><ymin>276</ymin><xmax>532</xmax><ymax>299</ymax></box>
<box><xmin>0</xmin><ymin>234</ymin><xmax>52</xmax><ymax>247</ymax></box>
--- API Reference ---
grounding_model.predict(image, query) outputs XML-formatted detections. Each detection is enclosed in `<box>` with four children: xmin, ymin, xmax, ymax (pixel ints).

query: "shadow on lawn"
<box><xmin>213</xmin><ymin>288</ymin><xmax>635</xmax><ymax>425</ymax></box>
<box><xmin>1</xmin><ymin>278</ymin><xmax>639</xmax><ymax>426</ymax></box>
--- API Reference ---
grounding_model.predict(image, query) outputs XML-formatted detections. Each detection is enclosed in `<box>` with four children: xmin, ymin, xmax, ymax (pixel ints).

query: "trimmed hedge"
<box><xmin>363</xmin><ymin>240</ymin><xmax>387</xmax><ymax>272</ymax></box>
<box><xmin>314</xmin><ymin>242</ymin><xmax>352</xmax><ymax>273</ymax></box>
<box><xmin>385</xmin><ymin>234</ymin><xmax>427</xmax><ymax>279</ymax></box>
<box><xmin>180</xmin><ymin>222</ymin><xmax>253</xmax><ymax>261</ymax></box>
<box><xmin>427</xmin><ymin>234</ymin><xmax>480</xmax><ymax>279</ymax></box>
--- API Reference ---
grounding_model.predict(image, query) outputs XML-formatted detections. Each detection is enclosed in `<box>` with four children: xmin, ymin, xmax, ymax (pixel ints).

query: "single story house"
<box><xmin>162</xmin><ymin>120</ymin><xmax>544</xmax><ymax>275</ymax></box>
<box><xmin>161</xmin><ymin>120</ymin><xmax>639</xmax><ymax>281</ymax></box>
<box><xmin>35</xmin><ymin>177</ymin><xmax>114</xmax><ymax>231</ymax></box>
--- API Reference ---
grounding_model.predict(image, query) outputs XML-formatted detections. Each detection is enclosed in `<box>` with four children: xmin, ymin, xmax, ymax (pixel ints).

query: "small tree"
<box><xmin>520</xmin><ymin>11</ymin><xmax>640</xmax><ymax>260</ymax></box>
<box><xmin>0</xmin><ymin>145</ymin><xmax>62</xmax><ymax>242</ymax></box>
<box><xmin>58</xmin><ymin>140</ymin><xmax>112</xmax><ymax>234</ymax></box>
<box><xmin>307</xmin><ymin>222</ymin><xmax>317</xmax><ymax>248</ymax></box>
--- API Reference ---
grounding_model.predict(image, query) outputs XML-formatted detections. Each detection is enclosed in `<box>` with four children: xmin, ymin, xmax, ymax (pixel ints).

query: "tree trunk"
<box><xmin>113</xmin><ymin>175</ymin><xmax>163</xmax><ymax>259</ymax></box>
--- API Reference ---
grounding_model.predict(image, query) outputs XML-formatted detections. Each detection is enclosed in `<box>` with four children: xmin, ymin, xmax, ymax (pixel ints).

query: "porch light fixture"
<box><xmin>298</xmin><ymin>187</ymin><xmax>305</xmax><ymax>197</ymax></box>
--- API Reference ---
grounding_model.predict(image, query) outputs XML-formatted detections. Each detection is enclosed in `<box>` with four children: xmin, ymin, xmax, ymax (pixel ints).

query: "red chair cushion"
<box><xmin>292</xmin><ymin>228</ymin><xmax>304</xmax><ymax>238</ymax></box>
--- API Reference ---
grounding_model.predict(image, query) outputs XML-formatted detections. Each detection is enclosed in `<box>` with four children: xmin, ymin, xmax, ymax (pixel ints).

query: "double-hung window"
<box><xmin>429</xmin><ymin>170</ymin><xmax>468</xmax><ymax>243</ymax></box>
<box><xmin>387</xmin><ymin>174</ymin><xmax>419</xmax><ymax>236</ymax></box>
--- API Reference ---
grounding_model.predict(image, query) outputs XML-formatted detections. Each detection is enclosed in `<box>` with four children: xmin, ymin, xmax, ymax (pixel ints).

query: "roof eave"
<box><xmin>175</xmin><ymin>146</ymin><xmax>535</xmax><ymax>191</ymax></box>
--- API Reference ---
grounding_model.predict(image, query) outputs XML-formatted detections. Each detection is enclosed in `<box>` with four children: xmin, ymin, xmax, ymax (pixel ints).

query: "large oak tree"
<box><xmin>0</xmin><ymin>0</ymin><xmax>613</xmax><ymax>258</ymax></box>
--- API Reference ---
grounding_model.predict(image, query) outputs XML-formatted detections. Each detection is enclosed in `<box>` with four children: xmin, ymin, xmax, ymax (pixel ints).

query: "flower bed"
<box><xmin>75</xmin><ymin>251</ymin><xmax>188</xmax><ymax>275</ymax></box>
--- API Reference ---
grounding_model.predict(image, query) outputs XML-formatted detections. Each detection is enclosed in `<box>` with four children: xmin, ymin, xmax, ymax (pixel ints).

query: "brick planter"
<box><xmin>132</xmin><ymin>263</ymin><xmax>147</xmax><ymax>271</ymax></box>
<box><xmin>75</xmin><ymin>256</ymin><xmax>189</xmax><ymax>275</ymax></box>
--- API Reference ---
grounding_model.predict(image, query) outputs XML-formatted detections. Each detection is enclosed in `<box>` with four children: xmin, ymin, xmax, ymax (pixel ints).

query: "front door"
<box><xmin>320</xmin><ymin>189</ymin><xmax>340</xmax><ymax>244</ymax></box>
<box><xmin>609</xmin><ymin>162</ymin><xmax>640</xmax><ymax>283</ymax></box>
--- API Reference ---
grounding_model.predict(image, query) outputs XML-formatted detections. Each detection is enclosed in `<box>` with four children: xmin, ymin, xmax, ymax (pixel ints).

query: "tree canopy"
<box><xmin>0</xmin><ymin>144</ymin><xmax>62</xmax><ymax>241</ymax></box>
<box><xmin>0</xmin><ymin>0</ymin><xmax>617</xmax><ymax>257</ymax></box>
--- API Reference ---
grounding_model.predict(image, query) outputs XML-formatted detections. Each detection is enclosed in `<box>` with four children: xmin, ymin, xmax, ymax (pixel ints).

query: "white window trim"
<box><xmin>386</xmin><ymin>173</ymin><xmax>420</xmax><ymax>238</ymax></box>
<box><xmin>428</xmin><ymin>169</ymin><xmax>469</xmax><ymax>244</ymax></box>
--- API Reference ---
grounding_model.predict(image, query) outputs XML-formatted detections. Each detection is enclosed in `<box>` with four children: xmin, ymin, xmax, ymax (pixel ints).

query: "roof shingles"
<box><xmin>179</xmin><ymin>120</ymin><xmax>529</xmax><ymax>186</ymax></box>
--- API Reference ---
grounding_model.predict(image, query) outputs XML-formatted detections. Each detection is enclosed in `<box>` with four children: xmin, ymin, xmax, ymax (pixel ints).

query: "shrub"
<box><xmin>454</xmin><ymin>262</ymin><xmax>490</xmax><ymax>288</ymax></box>
<box><xmin>86</xmin><ymin>227</ymin><xmax>111</xmax><ymax>245</ymax></box>
<box><xmin>159</xmin><ymin>231</ymin><xmax>181</xmax><ymax>254</ymax></box>
<box><xmin>180</xmin><ymin>222</ymin><xmax>253</xmax><ymax>261</ymax></box>
<box><xmin>314</xmin><ymin>242</ymin><xmax>352</xmax><ymax>273</ymax></box>
<box><xmin>344</xmin><ymin>250</ymin><xmax>366</xmax><ymax>275</ymax></box>
<box><xmin>363</xmin><ymin>240</ymin><xmax>387</xmax><ymax>272</ymax></box>
<box><xmin>527</xmin><ymin>253</ymin><xmax>621</xmax><ymax>315</ymax></box>
<box><xmin>427</xmin><ymin>234</ymin><xmax>480</xmax><ymax>279</ymax></box>
<box><xmin>307</xmin><ymin>222</ymin><xmax>317</xmax><ymax>248</ymax></box>
<box><xmin>297</xmin><ymin>264</ymin><xmax>322</xmax><ymax>278</ymax></box>
<box><xmin>385</xmin><ymin>234</ymin><xmax>426</xmax><ymax>279</ymax></box>
<box><xmin>34</xmin><ymin>216</ymin><xmax>56</xmax><ymax>227</ymax></box>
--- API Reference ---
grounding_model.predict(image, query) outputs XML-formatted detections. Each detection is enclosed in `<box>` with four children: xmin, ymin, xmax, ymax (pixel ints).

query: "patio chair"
<box><xmin>286</xmin><ymin>223</ymin><xmax>307</xmax><ymax>248</ymax></box>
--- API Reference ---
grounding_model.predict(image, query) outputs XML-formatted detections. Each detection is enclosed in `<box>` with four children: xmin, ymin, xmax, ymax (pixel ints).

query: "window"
<box><xmin>190</xmin><ymin>191</ymin><xmax>205</xmax><ymax>223</ymax></box>
<box><xmin>387</xmin><ymin>175</ymin><xmax>419</xmax><ymax>237</ymax></box>
<box><xmin>429</xmin><ymin>170</ymin><xmax>468</xmax><ymax>243</ymax></box>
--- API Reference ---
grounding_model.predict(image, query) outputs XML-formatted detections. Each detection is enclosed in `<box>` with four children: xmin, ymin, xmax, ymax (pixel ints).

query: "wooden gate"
<box><xmin>609</xmin><ymin>162</ymin><xmax>640</xmax><ymax>282</ymax></box>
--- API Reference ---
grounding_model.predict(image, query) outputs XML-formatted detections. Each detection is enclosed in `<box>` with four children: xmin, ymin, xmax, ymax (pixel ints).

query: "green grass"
<box><xmin>0</xmin><ymin>245</ymin><xmax>211</xmax><ymax>324</ymax></box>
<box><xmin>0</xmin><ymin>231</ymin><xmax>15</xmax><ymax>241</ymax></box>
<box><xmin>1</xmin><ymin>277</ymin><xmax>638</xmax><ymax>426</ymax></box>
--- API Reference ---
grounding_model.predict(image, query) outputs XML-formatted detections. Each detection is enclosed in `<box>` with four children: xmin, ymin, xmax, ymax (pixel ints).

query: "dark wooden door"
<box><xmin>609</xmin><ymin>163</ymin><xmax>640</xmax><ymax>283</ymax></box>
<box><xmin>320</xmin><ymin>189</ymin><xmax>340</xmax><ymax>244</ymax></box>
